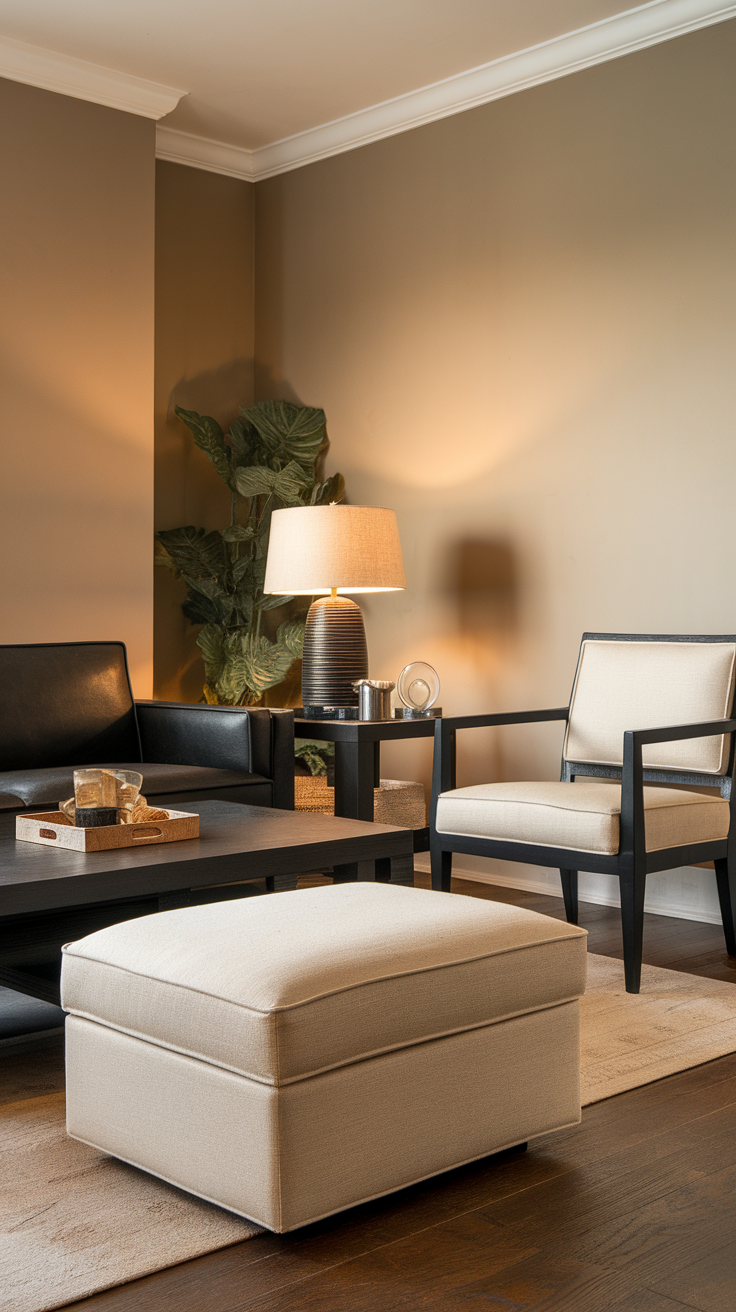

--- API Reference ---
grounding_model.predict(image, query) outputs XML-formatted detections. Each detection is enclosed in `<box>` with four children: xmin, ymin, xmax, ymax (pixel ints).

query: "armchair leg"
<box><xmin>430</xmin><ymin>843</ymin><xmax>453</xmax><ymax>892</ymax></box>
<box><xmin>559</xmin><ymin>869</ymin><xmax>578</xmax><ymax>924</ymax></box>
<box><xmin>619</xmin><ymin>866</ymin><xmax>646</xmax><ymax>994</ymax></box>
<box><xmin>714</xmin><ymin>857</ymin><xmax>736</xmax><ymax>956</ymax></box>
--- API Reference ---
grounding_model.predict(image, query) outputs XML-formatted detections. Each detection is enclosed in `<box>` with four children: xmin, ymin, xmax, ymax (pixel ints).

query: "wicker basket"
<box><xmin>294</xmin><ymin>776</ymin><xmax>426</xmax><ymax>828</ymax></box>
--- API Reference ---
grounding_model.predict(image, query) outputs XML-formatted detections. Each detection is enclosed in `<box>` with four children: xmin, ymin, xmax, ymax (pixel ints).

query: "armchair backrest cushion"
<box><xmin>0</xmin><ymin>642</ymin><xmax>140</xmax><ymax>771</ymax></box>
<box><xmin>563</xmin><ymin>638</ymin><xmax>736</xmax><ymax>775</ymax></box>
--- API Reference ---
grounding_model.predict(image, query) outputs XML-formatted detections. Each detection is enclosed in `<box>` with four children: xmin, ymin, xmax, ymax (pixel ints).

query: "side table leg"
<box><xmin>335</xmin><ymin>740</ymin><xmax>376</xmax><ymax>821</ymax></box>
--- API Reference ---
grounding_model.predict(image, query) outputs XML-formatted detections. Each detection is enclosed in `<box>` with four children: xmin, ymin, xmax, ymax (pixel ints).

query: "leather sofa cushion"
<box><xmin>61</xmin><ymin>882</ymin><xmax>587</xmax><ymax>1086</ymax></box>
<box><xmin>0</xmin><ymin>792</ymin><xmax>24</xmax><ymax>810</ymax></box>
<box><xmin>0</xmin><ymin>763</ymin><xmax>269</xmax><ymax>808</ymax></box>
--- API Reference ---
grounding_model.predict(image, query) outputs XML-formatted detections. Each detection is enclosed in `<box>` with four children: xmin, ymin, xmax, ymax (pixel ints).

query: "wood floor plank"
<box><xmin>610</xmin><ymin>1292</ymin><xmax>699</xmax><ymax>1311</ymax></box>
<box><xmin>651</xmin><ymin>1237</ymin><xmax>736</xmax><ymax>1311</ymax></box>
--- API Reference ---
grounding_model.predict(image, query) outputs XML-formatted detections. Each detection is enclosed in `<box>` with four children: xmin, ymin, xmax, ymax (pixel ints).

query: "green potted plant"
<box><xmin>156</xmin><ymin>400</ymin><xmax>344</xmax><ymax>706</ymax></box>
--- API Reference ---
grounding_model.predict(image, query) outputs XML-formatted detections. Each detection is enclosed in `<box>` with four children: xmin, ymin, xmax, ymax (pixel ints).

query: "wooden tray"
<box><xmin>15</xmin><ymin>809</ymin><xmax>200</xmax><ymax>852</ymax></box>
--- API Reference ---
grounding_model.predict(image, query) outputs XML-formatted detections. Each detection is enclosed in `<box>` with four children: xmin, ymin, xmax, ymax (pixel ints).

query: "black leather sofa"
<box><xmin>0</xmin><ymin>641</ymin><xmax>294</xmax><ymax>813</ymax></box>
<box><xmin>0</xmin><ymin>641</ymin><xmax>295</xmax><ymax>1014</ymax></box>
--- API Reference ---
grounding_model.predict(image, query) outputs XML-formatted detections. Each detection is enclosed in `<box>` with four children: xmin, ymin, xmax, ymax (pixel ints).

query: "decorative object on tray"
<box><xmin>16</xmin><ymin>808</ymin><xmax>199</xmax><ymax>852</ymax></box>
<box><xmin>264</xmin><ymin>504</ymin><xmax>406</xmax><ymax>718</ymax></box>
<box><xmin>394</xmin><ymin>662</ymin><xmax>442</xmax><ymax>718</ymax></box>
<box><xmin>155</xmin><ymin>401</ymin><xmax>345</xmax><ymax>707</ymax></box>
<box><xmin>58</xmin><ymin>768</ymin><xmax>170</xmax><ymax>828</ymax></box>
<box><xmin>352</xmin><ymin>678</ymin><xmax>395</xmax><ymax>720</ymax></box>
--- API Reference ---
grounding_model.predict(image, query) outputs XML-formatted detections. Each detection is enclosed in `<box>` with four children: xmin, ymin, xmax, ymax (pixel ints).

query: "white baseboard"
<box><xmin>413</xmin><ymin>855</ymin><xmax>723</xmax><ymax>926</ymax></box>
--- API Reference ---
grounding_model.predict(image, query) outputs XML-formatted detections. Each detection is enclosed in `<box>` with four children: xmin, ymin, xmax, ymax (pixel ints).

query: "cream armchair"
<box><xmin>429</xmin><ymin>634</ymin><xmax>736</xmax><ymax>992</ymax></box>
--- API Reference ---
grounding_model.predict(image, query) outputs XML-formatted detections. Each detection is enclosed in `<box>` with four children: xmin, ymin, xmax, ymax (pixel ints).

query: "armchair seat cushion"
<box><xmin>0</xmin><ymin>763</ymin><xmax>269</xmax><ymax>809</ymax></box>
<box><xmin>436</xmin><ymin>780</ymin><xmax>730</xmax><ymax>855</ymax></box>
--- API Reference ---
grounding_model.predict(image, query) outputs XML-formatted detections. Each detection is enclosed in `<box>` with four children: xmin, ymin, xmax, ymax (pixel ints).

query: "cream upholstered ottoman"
<box><xmin>60</xmin><ymin>883</ymin><xmax>587</xmax><ymax>1233</ymax></box>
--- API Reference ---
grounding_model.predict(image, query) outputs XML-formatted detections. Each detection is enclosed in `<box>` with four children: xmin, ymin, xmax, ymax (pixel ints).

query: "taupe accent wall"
<box><xmin>154</xmin><ymin>161</ymin><xmax>255</xmax><ymax>700</ymax></box>
<box><xmin>0</xmin><ymin>77</ymin><xmax>155</xmax><ymax>695</ymax></box>
<box><xmin>255</xmin><ymin>21</ymin><xmax>736</xmax><ymax>834</ymax></box>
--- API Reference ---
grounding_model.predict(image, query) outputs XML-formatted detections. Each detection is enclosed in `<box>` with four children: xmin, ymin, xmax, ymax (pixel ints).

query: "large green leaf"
<box><xmin>181</xmin><ymin>577</ymin><xmax>234</xmax><ymax>627</ymax></box>
<box><xmin>234</xmin><ymin>460</ymin><xmax>311</xmax><ymax>506</ymax></box>
<box><xmin>156</xmin><ymin>527</ymin><xmax>226</xmax><ymax>581</ymax></box>
<box><xmin>310</xmin><ymin>473</ymin><xmax>346</xmax><ymax>505</ymax></box>
<box><xmin>239</xmin><ymin>633</ymin><xmax>297</xmax><ymax>694</ymax></box>
<box><xmin>233</xmin><ymin>465</ymin><xmax>278</xmax><ymax>498</ymax></box>
<box><xmin>232</xmin><ymin>554</ymin><xmax>256</xmax><ymax>585</ymax></box>
<box><xmin>227</xmin><ymin>417</ymin><xmax>260</xmax><ymax>468</ymax></box>
<box><xmin>277</xmin><ymin>618</ymin><xmax>305</xmax><ymax>657</ymax></box>
<box><xmin>196</xmin><ymin>625</ymin><xmax>226</xmax><ymax>683</ymax></box>
<box><xmin>257</xmin><ymin>592</ymin><xmax>293</xmax><ymax>612</ymax></box>
<box><xmin>220</xmin><ymin>524</ymin><xmax>254</xmax><ymax>543</ymax></box>
<box><xmin>241</xmin><ymin>401</ymin><xmax>327</xmax><ymax>469</ymax></box>
<box><xmin>175</xmin><ymin>408</ymin><xmax>232</xmax><ymax>486</ymax></box>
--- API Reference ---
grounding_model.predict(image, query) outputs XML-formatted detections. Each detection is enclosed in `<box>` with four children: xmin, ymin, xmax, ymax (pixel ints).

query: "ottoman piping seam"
<box><xmin>63</xmin><ymin>993</ymin><xmax>584</xmax><ymax>1085</ymax></box>
<box><xmin>61</xmin><ymin>932</ymin><xmax>587</xmax><ymax>1013</ymax></box>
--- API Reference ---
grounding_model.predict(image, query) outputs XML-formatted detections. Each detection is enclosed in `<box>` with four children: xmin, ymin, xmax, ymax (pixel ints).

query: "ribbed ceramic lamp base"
<box><xmin>302</xmin><ymin>596</ymin><xmax>369</xmax><ymax>708</ymax></box>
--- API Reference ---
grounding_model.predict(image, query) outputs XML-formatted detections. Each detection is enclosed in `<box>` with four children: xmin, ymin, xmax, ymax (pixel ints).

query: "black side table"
<box><xmin>294</xmin><ymin>715</ymin><xmax>437</xmax><ymax>855</ymax></box>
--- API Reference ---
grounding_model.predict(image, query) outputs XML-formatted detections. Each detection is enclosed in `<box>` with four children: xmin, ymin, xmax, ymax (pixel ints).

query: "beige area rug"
<box><xmin>0</xmin><ymin>1034</ymin><xmax>261</xmax><ymax>1312</ymax></box>
<box><xmin>4</xmin><ymin>958</ymin><xmax>736</xmax><ymax>1312</ymax></box>
<box><xmin>581</xmin><ymin>952</ymin><xmax>736</xmax><ymax>1104</ymax></box>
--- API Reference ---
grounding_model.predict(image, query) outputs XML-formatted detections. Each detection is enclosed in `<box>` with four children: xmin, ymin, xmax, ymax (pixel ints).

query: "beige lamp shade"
<box><xmin>264</xmin><ymin>505</ymin><xmax>406</xmax><ymax>595</ymax></box>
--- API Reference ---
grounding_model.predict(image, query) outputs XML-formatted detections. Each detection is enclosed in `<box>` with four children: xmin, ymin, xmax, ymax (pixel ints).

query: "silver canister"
<box><xmin>351</xmin><ymin>679</ymin><xmax>395</xmax><ymax>720</ymax></box>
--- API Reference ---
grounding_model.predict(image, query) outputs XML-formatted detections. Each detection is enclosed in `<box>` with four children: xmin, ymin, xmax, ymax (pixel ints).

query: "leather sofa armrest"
<box><xmin>135</xmin><ymin>701</ymin><xmax>253</xmax><ymax>774</ymax></box>
<box><xmin>135</xmin><ymin>702</ymin><xmax>295</xmax><ymax>809</ymax></box>
<box><xmin>247</xmin><ymin>708</ymin><xmax>295</xmax><ymax>810</ymax></box>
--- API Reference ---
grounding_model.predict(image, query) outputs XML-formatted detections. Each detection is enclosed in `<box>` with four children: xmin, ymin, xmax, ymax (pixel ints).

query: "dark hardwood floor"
<box><xmin>66</xmin><ymin>873</ymin><xmax>736</xmax><ymax>1312</ymax></box>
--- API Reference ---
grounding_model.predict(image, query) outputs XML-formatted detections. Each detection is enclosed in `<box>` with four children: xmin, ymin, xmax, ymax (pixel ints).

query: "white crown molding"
<box><xmin>155</xmin><ymin>125</ymin><xmax>255</xmax><ymax>180</ymax></box>
<box><xmin>155</xmin><ymin>0</ymin><xmax>736</xmax><ymax>182</ymax></box>
<box><xmin>0</xmin><ymin>35</ymin><xmax>185</xmax><ymax>119</ymax></box>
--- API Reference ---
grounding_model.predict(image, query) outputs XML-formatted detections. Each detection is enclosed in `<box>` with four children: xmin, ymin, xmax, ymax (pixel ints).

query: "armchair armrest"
<box><xmin>430</xmin><ymin>708</ymin><xmax>570</xmax><ymax>814</ymax></box>
<box><xmin>437</xmin><ymin>708</ymin><xmax>569</xmax><ymax>732</ymax></box>
<box><xmin>620</xmin><ymin>719</ymin><xmax>736</xmax><ymax>862</ymax></box>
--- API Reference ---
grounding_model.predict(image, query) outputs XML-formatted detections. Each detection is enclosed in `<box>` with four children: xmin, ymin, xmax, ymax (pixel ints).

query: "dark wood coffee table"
<box><xmin>0</xmin><ymin>800</ymin><xmax>414</xmax><ymax>1005</ymax></box>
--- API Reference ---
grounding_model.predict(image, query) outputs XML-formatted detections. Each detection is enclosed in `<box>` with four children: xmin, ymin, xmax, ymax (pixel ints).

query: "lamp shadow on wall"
<box><xmin>445</xmin><ymin>537</ymin><xmax>520</xmax><ymax>668</ymax></box>
<box><xmin>435</xmin><ymin>537</ymin><xmax>521</xmax><ymax>788</ymax></box>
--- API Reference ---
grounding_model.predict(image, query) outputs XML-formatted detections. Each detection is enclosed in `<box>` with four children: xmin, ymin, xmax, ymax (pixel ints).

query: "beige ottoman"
<box><xmin>60</xmin><ymin>883</ymin><xmax>587</xmax><ymax>1233</ymax></box>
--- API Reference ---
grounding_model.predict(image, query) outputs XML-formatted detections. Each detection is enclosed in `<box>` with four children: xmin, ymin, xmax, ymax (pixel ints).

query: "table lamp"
<box><xmin>264</xmin><ymin>505</ymin><xmax>406</xmax><ymax>716</ymax></box>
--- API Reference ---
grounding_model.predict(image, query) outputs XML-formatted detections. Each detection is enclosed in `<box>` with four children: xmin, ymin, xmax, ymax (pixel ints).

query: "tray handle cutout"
<box><xmin>39</xmin><ymin>829</ymin><xmax>58</xmax><ymax>840</ymax></box>
<box><xmin>133</xmin><ymin>826</ymin><xmax>163</xmax><ymax>840</ymax></box>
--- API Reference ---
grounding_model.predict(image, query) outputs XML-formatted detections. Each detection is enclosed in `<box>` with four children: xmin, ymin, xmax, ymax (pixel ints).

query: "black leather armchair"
<box><xmin>0</xmin><ymin>642</ymin><xmax>294</xmax><ymax>813</ymax></box>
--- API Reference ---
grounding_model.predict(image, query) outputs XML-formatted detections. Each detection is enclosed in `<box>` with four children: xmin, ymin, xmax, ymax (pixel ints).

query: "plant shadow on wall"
<box><xmin>155</xmin><ymin>402</ymin><xmax>344</xmax><ymax>706</ymax></box>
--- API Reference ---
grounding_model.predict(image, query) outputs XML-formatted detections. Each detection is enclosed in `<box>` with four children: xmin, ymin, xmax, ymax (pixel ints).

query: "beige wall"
<box><xmin>255</xmin><ymin>24</ymin><xmax>736</xmax><ymax>783</ymax></box>
<box><xmin>0</xmin><ymin>77</ymin><xmax>155</xmax><ymax>695</ymax></box>
<box><xmin>154</xmin><ymin>161</ymin><xmax>255</xmax><ymax>700</ymax></box>
<box><xmin>255</xmin><ymin>23</ymin><xmax>736</xmax><ymax>916</ymax></box>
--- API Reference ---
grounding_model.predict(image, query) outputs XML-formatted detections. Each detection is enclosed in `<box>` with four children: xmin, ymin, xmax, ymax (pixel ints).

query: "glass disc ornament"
<box><xmin>397</xmin><ymin>662</ymin><xmax>440</xmax><ymax>713</ymax></box>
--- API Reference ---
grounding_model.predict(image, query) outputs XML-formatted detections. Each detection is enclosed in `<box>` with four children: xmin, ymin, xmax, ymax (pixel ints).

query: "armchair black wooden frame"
<box><xmin>429</xmin><ymin>633</ymin><xmax>736</xmax><ymax>993</ymax></box>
